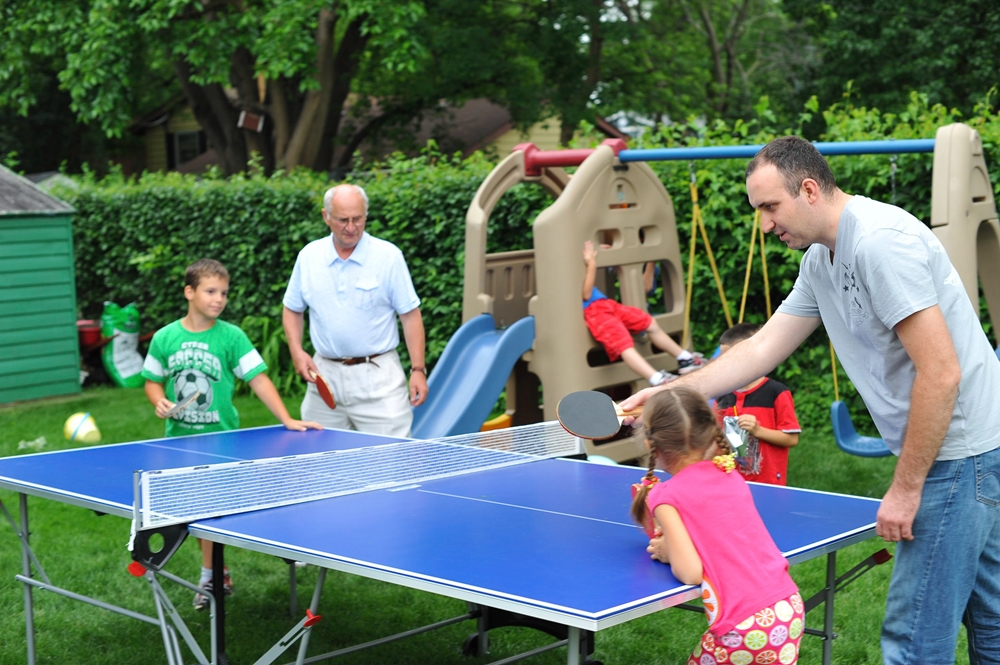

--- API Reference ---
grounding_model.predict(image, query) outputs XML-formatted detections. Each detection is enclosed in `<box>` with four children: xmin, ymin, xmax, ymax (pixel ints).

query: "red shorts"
<box><xmin>583</xmin><ymin>298</ymin><xmax>653</xmax><ymax>362</ymax></box>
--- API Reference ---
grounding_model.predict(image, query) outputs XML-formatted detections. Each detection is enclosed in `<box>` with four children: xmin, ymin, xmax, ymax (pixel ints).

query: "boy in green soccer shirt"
<box><xmin>142</xmin><ymin>258</ymin><xmax>321</xmax><ymax>609</ymax></box>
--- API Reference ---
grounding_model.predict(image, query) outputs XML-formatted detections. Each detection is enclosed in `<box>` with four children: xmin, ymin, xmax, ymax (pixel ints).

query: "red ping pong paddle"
<box><xmin>556</xmin><ymin>390</ymin><xmax>643</xmax><ymax>440</ymax></box>
<box><xmin>164</xmin><ymin>391</ymin><xmax>200</xmax><ymax>418</ymax></box>
<box><xmin>308</xmin><ymin>370</ymin><xmax>336</xmax><ymax>409</ymax></box>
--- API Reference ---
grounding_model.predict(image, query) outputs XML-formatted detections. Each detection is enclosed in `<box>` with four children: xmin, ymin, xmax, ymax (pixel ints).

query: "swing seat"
<box><xmin>831</xmin><ymin>401</ymin><xmax>892</xmax><ymax>458</ymax></box>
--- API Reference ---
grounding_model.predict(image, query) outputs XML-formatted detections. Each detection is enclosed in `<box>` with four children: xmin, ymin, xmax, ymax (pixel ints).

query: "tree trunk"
<box><xmin>282</xmin><ymin>8</ymin><xmax>337</xmax><ymax>170</ymax></box>
<box><xmin>230</xmin><ymin>46</ymin><xmax>275</xmax><ymax>173</ymax></box>
<box><xmin>312</xmin><ymin>15</ymin><xmax>369</xmax><ymax>171</ymax></box>
<box><xmin>173</xmin><ymin>59</ymin><xmax>247</xmax><ymax>175</ymax></box>
<box><xmin>268</xmin><ymin>78</ymin><xmax>292</xmax><ymax>164</ymax></box>
<box><xmin>697</xmin><ymin>6</ymin><xmax>728</xmax><ymax>115</ymax></box>
<box><xmin>559</xmin><ymin>119</ymin><xmax>576</xmax><ymax>147</ymax></box>
<box><xmin>559</xmin><ymin>0</ymin><xmax>605</xmax><ymax>148</ymax></box>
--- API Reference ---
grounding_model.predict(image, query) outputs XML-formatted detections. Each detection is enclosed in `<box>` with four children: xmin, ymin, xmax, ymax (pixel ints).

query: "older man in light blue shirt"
<box><xmin>282</xmin><ymin>184</ymin><xmax>427</xmax><ymax>436</ymax></box>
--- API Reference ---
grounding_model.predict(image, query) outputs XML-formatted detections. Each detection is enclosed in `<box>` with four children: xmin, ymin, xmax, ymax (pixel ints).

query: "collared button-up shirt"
<box><xmin>283</xmin><ymin>232</ymin><xmax>420</xmax><ymax>359</ymax></box>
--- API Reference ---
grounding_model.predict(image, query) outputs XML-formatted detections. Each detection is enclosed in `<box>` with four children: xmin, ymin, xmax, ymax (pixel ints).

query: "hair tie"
<box><xmin>713</xmin><ymin>453</ymin><xmax>736</xmax><ymax>473</ymax></box>
<box><xmin>631</xmin><ymin>475</ymin><xmax>659</xmax><ymax>501</ymax></box>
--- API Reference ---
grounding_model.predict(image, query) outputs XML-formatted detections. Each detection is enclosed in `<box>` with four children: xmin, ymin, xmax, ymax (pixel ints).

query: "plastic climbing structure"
<box><xmin>413</xmin><ymin>123</ymin><xmax>1000</xmax><ymax>462</ymax></box>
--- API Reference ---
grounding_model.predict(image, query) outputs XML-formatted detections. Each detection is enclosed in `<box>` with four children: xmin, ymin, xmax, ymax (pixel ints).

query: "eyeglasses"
<box><xmin>331</xmin><ymin>215</ymin><xmax>366</xmax><ymax>226</ymax></box>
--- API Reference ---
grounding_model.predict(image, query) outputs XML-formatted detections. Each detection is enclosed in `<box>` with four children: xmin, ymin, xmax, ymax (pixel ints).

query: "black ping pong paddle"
<box><xmin>556</xmin><ymin>390</ymin><xmax>643</xmax><ymax>440</ymax></box>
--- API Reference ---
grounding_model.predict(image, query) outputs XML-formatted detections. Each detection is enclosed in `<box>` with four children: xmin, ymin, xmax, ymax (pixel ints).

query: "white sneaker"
<box><xmin>677</xmin><ymin>353</ymin><xmax>706</xmax><ymax>374</ymax></box>
<box><xmin>649</xmin><ymin>370</ymin><xmax>676</xmax><ymax>386</ymax></box>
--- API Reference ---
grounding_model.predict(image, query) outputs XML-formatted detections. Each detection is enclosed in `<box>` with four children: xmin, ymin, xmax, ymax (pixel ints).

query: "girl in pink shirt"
<box><xmin>630</xmin><ymin>387</ymin><xmax>804</xmax><ymax>665</ymax></box>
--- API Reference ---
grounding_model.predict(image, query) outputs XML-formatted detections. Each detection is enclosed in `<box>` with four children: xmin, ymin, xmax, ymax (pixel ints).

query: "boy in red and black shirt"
<box><xmin>714</xmin><ymin>323</ymin><xmax>801</xmax><ymax>485</ymax></box>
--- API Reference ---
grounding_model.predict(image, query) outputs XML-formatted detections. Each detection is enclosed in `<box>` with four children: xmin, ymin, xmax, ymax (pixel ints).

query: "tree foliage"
<box><xmin>2</xmin><ymin>0</ymin><xmax>816</xmax><ymax>175</ymax></box>
<box><xmin>783</xmin><ymin>0</ymin><xmax>1000</xmax><ymax>116</ymax></box>
<box><xmin>1</xmin><ymin>0</ymin><xmax>545</xmax><ymax>174</ymax></box>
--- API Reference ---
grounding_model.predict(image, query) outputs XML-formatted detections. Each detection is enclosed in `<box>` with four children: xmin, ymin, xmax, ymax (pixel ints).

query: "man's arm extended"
<box><xmin>621</xmin><ymin>312</ymin><xmax>821</xmax><ymax>411</ymax></box>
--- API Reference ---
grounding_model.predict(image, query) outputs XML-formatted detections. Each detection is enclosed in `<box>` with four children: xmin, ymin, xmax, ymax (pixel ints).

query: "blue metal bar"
<box><xmin>618</xmin><ymin>138</ymin><xmax>935</xmax><ymax>162</ymax></box>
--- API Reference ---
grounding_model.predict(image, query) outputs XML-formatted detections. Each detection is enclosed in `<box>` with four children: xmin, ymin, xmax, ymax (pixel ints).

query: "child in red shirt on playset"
<box><xmin>582</xmin><ymin>240</ymin><xmax>704</xmax><ymax>385</ymax></box>
<box><xmin>714</xmin><ymin>323</ymin><xmax>801</xmax><ymax>485</ymax></box>
<box><xmin>631</xmin><ymin>387</ymin><xmax>805</xmax><ymax>665</ymax></box>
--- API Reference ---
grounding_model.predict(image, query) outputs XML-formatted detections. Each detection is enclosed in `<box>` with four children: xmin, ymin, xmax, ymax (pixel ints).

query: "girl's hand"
<box><xmin>647</xmin><ymin>533</ymin><xmax>666</xmax><ymax>562</ymax></box>
<box><xmin>737</xmin><ymin>414</ymin><xmax>759</xmax><ymax>437</ymax></box>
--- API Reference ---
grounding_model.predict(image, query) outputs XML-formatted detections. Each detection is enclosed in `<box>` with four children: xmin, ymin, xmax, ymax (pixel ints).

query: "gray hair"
<box><xmin>323</xmin><ymin>184</ymin><xmax>369</xmax><ymax>215</ymax></box>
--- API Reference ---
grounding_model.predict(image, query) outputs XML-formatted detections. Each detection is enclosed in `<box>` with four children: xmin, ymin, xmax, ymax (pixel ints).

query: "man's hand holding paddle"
<box><xmin>617</xmin><ymin>386</ymin><xmax>667</xmax><ymax>427</ymax></box>
<box><xmin>288</xmin><ymin>347</ymin><xmax>337</xmax><ymax>411</ymax></box>
<box><xmin>308</xmin><ymin>369</ymin><xmax>337</xmax><ymax>410</ymax></box>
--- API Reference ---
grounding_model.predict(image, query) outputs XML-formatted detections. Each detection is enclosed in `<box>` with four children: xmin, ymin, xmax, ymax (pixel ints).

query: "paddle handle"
<box><xmin>614</xmin><ymin>404</ymin><xmax>643</xmax><ymax>418</ymax></box>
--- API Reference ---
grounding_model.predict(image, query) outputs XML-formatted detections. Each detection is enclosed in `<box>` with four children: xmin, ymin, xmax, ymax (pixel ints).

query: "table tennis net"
<box><xmin>134</xmin><ymin>421</ymin><xmax>579</xmax><ymax>530</ymax></box>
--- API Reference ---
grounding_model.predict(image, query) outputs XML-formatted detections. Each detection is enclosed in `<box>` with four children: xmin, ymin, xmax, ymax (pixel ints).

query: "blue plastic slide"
<box><xmin>411</xmin><ymin>314</ymin><xmax>534</xmax><ymax>439</ymax></box>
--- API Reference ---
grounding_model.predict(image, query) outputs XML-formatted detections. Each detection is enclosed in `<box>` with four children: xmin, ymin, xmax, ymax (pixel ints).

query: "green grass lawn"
<box><xmin>0</xmin><ymin>386</ymin><xmax>966</xmax><ymax>665</ymax></box>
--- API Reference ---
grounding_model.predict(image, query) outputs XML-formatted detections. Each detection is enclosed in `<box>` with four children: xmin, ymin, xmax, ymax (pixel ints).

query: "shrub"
<box><xmin>61</xmin><ymin>92</ymin><xmax>1000</xmax><ymax>430</ymax></box>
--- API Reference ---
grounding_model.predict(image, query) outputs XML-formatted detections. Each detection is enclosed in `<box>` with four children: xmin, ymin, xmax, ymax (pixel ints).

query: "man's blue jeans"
<box><xmin>882</xmin><ymin>445</ymin><xmax>1000</xmax><ymax>664</ymax></box>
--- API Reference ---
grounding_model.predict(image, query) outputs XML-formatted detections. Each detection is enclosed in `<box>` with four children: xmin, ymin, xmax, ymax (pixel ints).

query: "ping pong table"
<box><xmin>0</xmin><ymin>423</ymin><xmax>886</xmax><ymax>665</ymax></box>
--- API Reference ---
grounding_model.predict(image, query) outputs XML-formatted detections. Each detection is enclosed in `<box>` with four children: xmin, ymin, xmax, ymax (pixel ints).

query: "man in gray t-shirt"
<box><xmin>622</xmin><ymin>136</ymin><xmax>1000</xmax><ymax>664</ymax></box>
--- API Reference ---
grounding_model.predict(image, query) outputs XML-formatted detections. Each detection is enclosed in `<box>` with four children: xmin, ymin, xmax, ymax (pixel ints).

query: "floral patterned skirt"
<box><xmin>687</xmin><ymin>592</ymin><xmax>805</xmax><ymax>665</ymax></box>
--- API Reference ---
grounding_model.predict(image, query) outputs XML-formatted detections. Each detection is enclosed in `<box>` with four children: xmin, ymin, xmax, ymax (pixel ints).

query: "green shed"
<box><xmin>0</xmin><ymin>165</ymin><xmax>80</xmax><ymax>404</ymax></box>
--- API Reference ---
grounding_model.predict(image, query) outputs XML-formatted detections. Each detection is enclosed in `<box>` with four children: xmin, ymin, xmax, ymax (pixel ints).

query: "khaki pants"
<box><xmin>300</xmin><ymin>350</ymin><xmax>412</xmax><ymax>437</ymax></box>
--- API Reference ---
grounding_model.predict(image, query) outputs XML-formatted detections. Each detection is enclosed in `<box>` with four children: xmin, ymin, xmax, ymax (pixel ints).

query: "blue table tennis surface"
<box><xmin>0</xmin><ymin>425</ymin><xmax>881</xmax><ymax>630</ymax></box>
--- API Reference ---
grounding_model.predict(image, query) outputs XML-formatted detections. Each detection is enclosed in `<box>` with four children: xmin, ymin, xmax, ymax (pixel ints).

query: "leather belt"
<box><xmin>324</xmin><ymin>352</ymin><xmax>383</xmax><ymax>367</ymax></box>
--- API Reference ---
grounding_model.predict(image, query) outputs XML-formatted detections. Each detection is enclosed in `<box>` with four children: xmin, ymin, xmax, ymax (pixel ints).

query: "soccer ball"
<box><xmin>173</xmin><ymin>369</ymin><xmax>213</xmax><ymax>411</ymax></box>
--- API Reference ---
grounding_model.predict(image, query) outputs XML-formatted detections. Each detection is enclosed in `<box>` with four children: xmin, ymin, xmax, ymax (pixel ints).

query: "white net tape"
<box><xmin>135</xmin><ymin>421</ymin><xmax>578</xmax><ymax>530</ymax></box>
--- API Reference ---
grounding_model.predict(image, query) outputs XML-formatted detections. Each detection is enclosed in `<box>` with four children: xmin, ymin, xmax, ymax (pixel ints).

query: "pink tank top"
<box><xmin>646</xmin><ymin>460</ymin><xmax>798</xmax><ymax>635</ymax></box>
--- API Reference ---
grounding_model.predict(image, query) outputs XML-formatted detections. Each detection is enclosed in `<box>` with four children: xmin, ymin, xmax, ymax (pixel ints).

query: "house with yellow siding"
<box><xmin>135</xmin><ymin>102</ymin><xmax>209</xmax><ymax>173</ymax></box>
<box><xmin>132</xmin><ymin>97</ymin><xmax>626</xmax><ymax>174</ymax></box>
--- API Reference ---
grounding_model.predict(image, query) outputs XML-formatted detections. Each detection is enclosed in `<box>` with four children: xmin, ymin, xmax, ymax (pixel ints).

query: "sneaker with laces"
<box><xmin>676</xmin><ymin>353</ymin><xmax>706</xmax><ymax>374</ymax></box>
<box><xmin>193</xmin><ymin>569</ymin><xmax>233</xmax><ymax>611</ymax></box>
<box><xmin>649</xmin><ymin>370</ymin><xmax>677</xmax><ymax>386</ymax></box>
<box><xmin>193</xmin><ymin>580</ymin><xmax>212</xmax><ymax>611</ymax></box>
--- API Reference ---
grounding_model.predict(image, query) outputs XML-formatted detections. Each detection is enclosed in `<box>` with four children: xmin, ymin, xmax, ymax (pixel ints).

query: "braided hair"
<box><xmin>629</xmin><ymin>387</ymin><xmax>728</xmax><ymax>528</ymax></box>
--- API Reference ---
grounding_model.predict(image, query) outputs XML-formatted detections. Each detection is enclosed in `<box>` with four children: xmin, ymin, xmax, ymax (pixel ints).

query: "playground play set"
<box><xmin>411</xmin><ymin>122</ymin><xmax>1000</xmax><ymax>462</ymax></box>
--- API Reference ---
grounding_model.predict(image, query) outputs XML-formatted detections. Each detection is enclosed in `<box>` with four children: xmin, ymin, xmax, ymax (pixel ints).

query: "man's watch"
<box><xmin>410</xmin><ymin>367</ymin><xmax>426</xmax><ymax>374</ymax></box>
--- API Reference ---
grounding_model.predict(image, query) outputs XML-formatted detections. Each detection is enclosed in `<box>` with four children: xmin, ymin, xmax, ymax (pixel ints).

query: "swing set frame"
<box><xmin>644</xmin><ymin>140</ymin><xmax>928</xmax><ymax>457</ymax></box>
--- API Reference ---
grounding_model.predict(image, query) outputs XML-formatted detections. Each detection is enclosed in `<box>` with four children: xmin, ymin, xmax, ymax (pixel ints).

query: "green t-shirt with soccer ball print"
<box><xmin>141</xmin><ymin>319</ymin><xmax>267</xmax><ymax>437</ymax></box>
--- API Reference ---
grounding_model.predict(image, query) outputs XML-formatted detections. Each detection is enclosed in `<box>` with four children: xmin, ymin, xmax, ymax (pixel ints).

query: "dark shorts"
<box><xmin>583</xmin><ymin>298</ymin><xmax>652</xmax><ymax>362</ymax></box>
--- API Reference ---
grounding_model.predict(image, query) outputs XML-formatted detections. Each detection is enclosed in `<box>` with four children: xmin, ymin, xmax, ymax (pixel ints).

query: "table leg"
<box><xmin>19</xmin><ymin>494</ymin><xmax>37</xmax><ymax>665</ymax></box>
<box><xmin>213</xmin><ymin>542</ymin><xmax>228</xmax><ymax>665</ymax></box>
<box><xmin>294</xmin><ymin>568</ymin><xmax>327</xmax><ymax>665</ymax></box>
<box><xmin>822</xmin><ymin>552</ymin><xmax>836</xmax><ymax>665</ymax></box>
<box><xmin>289</xmin><ymin>560</ymin><xmax>298</xmax><ymax>616</ymax></box>
<box><xmin>566</xmin><ymin>626</ymin><xmax>581</xmax><ymax>665</ymax></box>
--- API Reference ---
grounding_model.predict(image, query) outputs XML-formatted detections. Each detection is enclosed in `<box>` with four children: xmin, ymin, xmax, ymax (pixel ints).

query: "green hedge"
<box><xmin>61</xmin><ymin>92</ymin><xmax>1000</xmax><ymax>428</ymax></box>
<box><xmin>66</xmin><ymin>152</ymin><xmax>551</xmax><ymax>396</ymax></box>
